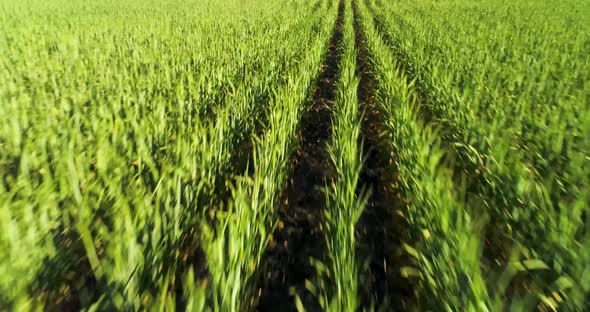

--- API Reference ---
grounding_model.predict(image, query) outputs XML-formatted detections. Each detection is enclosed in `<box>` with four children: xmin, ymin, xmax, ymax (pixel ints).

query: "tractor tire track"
<box><xmin>352</xmin><ymin>1</ymin><xmax>415</xmax><ymax>310</ymax></box>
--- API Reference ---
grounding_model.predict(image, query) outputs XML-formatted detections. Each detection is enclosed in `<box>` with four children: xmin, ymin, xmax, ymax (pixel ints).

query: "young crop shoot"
<box><xmin>0</xmin><ymin>0</ymin><xmax>588</xmax><ymax>310</ymax></box>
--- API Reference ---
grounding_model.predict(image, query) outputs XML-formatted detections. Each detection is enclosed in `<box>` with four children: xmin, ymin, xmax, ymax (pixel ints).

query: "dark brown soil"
<box><xmin>256</xmin><ymin>1</ymin><xmax>345</xmax><ymax>311</ymax></box>
<box><xmin>352</xmin><ymin>0</ymin><xmax>416</xmax><ymax>310</ymax></box>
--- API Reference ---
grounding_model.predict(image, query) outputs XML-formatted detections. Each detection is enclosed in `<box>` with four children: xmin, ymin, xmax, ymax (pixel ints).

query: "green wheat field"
<box><xmin>1</xmin><ymin>0</ymin><xmax>588</xmax><ymax>310</ymax></box>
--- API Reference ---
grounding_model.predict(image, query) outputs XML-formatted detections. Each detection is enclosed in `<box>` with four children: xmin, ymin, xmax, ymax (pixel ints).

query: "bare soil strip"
<box><xmin>352</xmin><ymin>1</ymin><xmax>415</xmax><ymax>310</ymax></box>
<box><xmin>257</xmin><ymin>1</ymin><xmax>345</xmax><ymax>311</ymax></box>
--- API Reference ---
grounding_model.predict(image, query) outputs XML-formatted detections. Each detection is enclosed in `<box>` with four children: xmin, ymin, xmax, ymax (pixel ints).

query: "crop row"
<box><xmin>0</xmin><ymin>0</ymin><xmax>336</xmax><ymax>309</ymax></box>
<box><xmin>358</xmin><ymin>0</ymin><xmax>589</xmax><ymax>309</ymax></box>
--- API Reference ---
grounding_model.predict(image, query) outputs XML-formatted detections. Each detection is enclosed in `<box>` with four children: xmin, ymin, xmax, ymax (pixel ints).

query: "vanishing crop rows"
<box><xmin>1</xmin><ymin>0</ymin><xmax>588</xmax><ymax>310</ymax></box>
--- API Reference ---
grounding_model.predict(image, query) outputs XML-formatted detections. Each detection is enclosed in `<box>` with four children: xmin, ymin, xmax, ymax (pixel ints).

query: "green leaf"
<box><xmin>400</xmin><ymin>266</ymin><xmax>422</xmax><ymax>278</ymax></box>
<box><xmin>522</xmin><ymin>259</ymin><xmax>550</xmax><ymax>271</ymax></box>
<box><xmin>403</xmin><ymin>243</ymin><xmax>420</xmax><ymax>259</ymax></box>
<box><xmin>294</xmin><ymin>294</ymin><xmax>306</xmax><ymax>312</ymax></box>
<box><xmin>304</xmin><ymin>279</ymin><xmax>318</xmax><ymax>296</ymax></box>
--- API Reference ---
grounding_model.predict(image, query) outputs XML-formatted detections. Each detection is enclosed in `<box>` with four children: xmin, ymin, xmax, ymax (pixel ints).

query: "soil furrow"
<box><xmin>352</xmin><ymin>1</ymin><xmax>415</xmax><ymax>310</ymax></box>
<box><xmin>256</xmin><ymin>0</ymin><xmax>345</xmax><ymax>310</ymax></box>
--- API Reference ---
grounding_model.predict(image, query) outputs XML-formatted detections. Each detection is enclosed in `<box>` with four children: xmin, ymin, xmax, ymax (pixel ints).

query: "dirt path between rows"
<box><xmin>353</xmin><ymin>0</ymin><xmax>415</xmax><ymax>309</ymax></box>
<box><xmin>257</xmin><ymin>0</ymin><xmax>345</xmax><ymax>311</ymax></box>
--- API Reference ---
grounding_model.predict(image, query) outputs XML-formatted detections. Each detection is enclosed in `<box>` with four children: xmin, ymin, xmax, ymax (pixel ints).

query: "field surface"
<box><xmin>1</xmin><ymin>0</ymin><xmax>589</xmax><ymax>310</ymax></box>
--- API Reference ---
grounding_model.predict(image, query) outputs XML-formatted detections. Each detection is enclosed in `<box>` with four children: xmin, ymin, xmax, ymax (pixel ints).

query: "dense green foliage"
<box><xmin>360</xmin><ymin>0</ymin><xmax>590</xmax><ymax>309</ymax></box>
<box><xmin>320</xmin><ymin>0</ymin><xmax>367</xmax><ymax>310</ymax></box>
<box><xmin>0</xmin><ymin>0</ymin><xmax>335</xmax><ymax>309</ymax></box>
<box><xmin>1</xmin><ymin>0</ymin><xmax>588</xmax><ymax>310</ymax></box>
